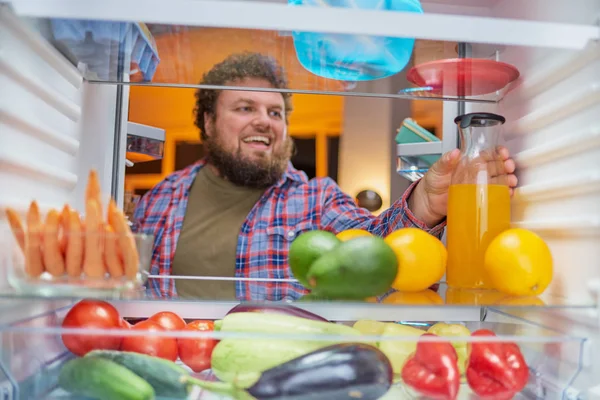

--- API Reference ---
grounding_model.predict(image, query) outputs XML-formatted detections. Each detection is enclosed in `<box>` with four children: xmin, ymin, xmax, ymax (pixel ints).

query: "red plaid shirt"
<box><xmin>133</xmin><ymin>159</ymin><xmax>446</xmax><ymax>300</ymax></box>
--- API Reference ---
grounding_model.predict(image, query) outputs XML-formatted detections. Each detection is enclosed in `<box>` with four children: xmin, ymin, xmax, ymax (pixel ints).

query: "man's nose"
<box><xmin>252</xmin><ymin>110</ymin><xmax>271</xmax><ymax>131</ymax></box>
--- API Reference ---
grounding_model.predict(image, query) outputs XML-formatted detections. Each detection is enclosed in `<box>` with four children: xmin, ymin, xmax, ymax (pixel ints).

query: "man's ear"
<box><xmin>204</xmin><ymin>112</ymin><xmax>214</xmax><ymax>138</ymax></box>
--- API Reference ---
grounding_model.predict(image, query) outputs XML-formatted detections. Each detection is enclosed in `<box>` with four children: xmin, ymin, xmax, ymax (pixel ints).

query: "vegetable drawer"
<box><xmin>0</xmin><ymin>300</ymin><xmax>585</xmax><ymax>400</ymax></box>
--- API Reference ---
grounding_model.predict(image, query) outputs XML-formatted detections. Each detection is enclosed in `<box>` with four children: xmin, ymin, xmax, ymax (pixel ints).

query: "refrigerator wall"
<box><xmin>462</xmin><ymin>0</ymin><xmax>600</xmax><ymax>305</ymax></box>
<box><xmin>455</xmin><ymin>1</ymin><xmax>600</xmax><ymax>392</ymax></box>
<box><xmin>0</xmin><ymin>9</ymin><xmax>124</xmax><ymax>217</ymax></box>
<box><xmin>0</xmin><ymin>7</ymin><xmax>123</xmax><ymax>319</ymax></box>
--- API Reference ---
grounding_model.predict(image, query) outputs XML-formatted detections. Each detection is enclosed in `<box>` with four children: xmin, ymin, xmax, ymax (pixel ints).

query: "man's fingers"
<box><xmin>504</xmin><ymin>158</ymin><xmax>516</xmax><ymax>174</ymax></box>
<box><xmin>488</xmin><ymin>174</ymin><xmax>518</xmax><ymax>188</ymax></box>
<box><xmin>478</xmin><ymin>156</ymin><xmax>516</xmax><ymax>179</ymax></box>
<box><xmin>485</xmin><ymin>160</ymin><xmax>505</xmax><ymax>178</ymax></box>
<box><xmin>430</xmin><ymin>148</ymin><xmax>460</xmax><ymax>176</ymax></box>
<box><xmin>479</xmin><ymin>146</ymin><xmax>510</xmax><ymax>161</ymax></box>
<box><xmin>497</xmin><ymin>146</ymin><xmax>510</xmax><ymax>161</ymax></box>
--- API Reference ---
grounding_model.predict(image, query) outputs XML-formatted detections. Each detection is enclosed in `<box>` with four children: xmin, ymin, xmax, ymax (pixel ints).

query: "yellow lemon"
<box><xmin>335</xmin><ymin>229</ymin><xmax>373</xmax><ymax>242</ymax></box>
<box><xmin>384</xmin><ymin>228</ymin><xmax>446</xmax><ymax>292</ymax></box>
<box><xmin>439</xmin><ymin>240</ymin><xmax>448</xmax><ymax>268</ymax></box>
<box><xmin>484</xmin><ymin>228</ymin><xmax>553</xmax><ymax>296</ymax></box>
<box><xmin>382</xmin><ymin>289</ymin><xmax>444</xmax><ymax>305</ymax></box>
<box><xmin>495</xmin><ymin>296</ymin><xmax>546</xmax><ymax>306</ymax></box>
<box><xmin>445</xmin><ymin>288</ymin><xmax>506</xmax><ymax>306</ymax></box>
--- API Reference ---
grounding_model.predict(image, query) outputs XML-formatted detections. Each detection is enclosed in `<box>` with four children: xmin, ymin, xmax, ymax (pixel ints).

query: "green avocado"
<box><xmin>289</xmin><ymin>230</ymin><xmax>341</xmax><ymax>288</ymax></box>
<box><xmin>306</xmin><ymin>236</ymin><xmax>398</xmax><ymax>299</ymax></box>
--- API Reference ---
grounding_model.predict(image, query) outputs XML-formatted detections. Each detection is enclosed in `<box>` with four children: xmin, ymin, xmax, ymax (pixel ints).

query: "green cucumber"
<box><xmin>86</xmin><ymin>350</ymin><xmax>189</xmax><ymax>399</ymax></box>
<box><xmin>58</xmin><ymin>356</ymin><xmax>154</xmax><ymax>400</ymax></box>
<box><xmin>88</xmin><ymin>350</ymin><xmax>255</xmax><ymax>400</ymax></box>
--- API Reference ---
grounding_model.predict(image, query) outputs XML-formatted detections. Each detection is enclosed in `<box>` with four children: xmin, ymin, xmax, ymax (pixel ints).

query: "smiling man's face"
<box><xmin>203</xmin><ymin>77</ymin><xmax>293</xmax><ymax>188</ymax></box>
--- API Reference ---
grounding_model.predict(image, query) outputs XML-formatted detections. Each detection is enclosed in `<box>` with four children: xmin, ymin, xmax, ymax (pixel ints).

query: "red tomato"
<box><xmin>117</xmin><ymin>318</ymin><xmax>132</xmax><ymax>347</ymax></box>
<box><xmin>119</xmin><ymin>318</ymin><xmax>132</xmax><ymax>329</ymax></box>
<box><xmin>148</xmin><ymin>311</ymin><xmax>186</xmax><ymax>331</ymax></box>
<box><xmin>121</xmin><ymin>320</ymin><xmax>178</xmax><ymax>361</ymax></box>
<box><xmin>61</xmin><ymin>299</ymin><xmax>122</xmax><ymax>356</ymax></box>
<box><xmin>177</xmin><ymin>320</ymin><xmax>217</xmax><ymax>373</ymax></box>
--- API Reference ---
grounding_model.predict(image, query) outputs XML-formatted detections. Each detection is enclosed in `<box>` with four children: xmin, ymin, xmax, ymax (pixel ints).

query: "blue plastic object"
<box><xmin>288</xmin><ymin>0</ymin><xmax>423</xmax><ymax>81</ymax></box>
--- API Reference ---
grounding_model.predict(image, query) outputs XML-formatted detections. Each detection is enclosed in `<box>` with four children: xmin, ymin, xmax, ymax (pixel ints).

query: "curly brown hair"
<box><xmin>193</xmin><ymin>52</ymin><xmax>293</xmax><ymax>141</ymax></box>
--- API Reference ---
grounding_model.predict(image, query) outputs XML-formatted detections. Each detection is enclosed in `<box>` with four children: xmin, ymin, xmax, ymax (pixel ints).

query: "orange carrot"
<box><xmin>25</xmin><ymin>201</ymin><xmax>44</xmax><ymax>277</ymax></box>
<box><xmin>5</xmin><ymin>208</ymin><xmax>25</xmax><ymax>252</ymax></box>
<box><xmin>65</xmin><ymin>210</ymin><xmax>83</xmax><ymax>278</ymax></box>
<box><xmin>108</xmin><ymin>200</ymin><xmax>139</xmax><ymax>279</ymax></box>
<box><xmin>82</xmin><ymin>199</ymin><xmax>105</xmax><ymax>278</ymax></box>
<box><xmin>42</xmin><ymin>209</ymin><xmax>66</xmax><ymax>276</ymax></box>
<box><xmin>85</xmin><ymin>170</ymin><xmax>103</xmax><ymax>217</ymax></box>
<box><xmin>59</xmin><ymin>204</ymin><xmax>70</xmax><ymax>255</ymax></box>
<box><xmin>104</xmin><ymin>224</ymin><xmax>124</xmax><ymax>278</ymax></box>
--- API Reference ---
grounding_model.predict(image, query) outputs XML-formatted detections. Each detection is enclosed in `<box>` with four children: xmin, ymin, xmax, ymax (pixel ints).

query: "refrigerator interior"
<box><xmin>1</xmin><ymin>0</ymin><xmax>600</xmax><ymax>399</ymax></box>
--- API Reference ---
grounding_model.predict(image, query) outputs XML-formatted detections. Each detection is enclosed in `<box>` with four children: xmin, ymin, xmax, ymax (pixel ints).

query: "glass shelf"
<box><xmin>8</xmin><ymin>0</ymin><xmax>593</xmax><ymax>103</ymax></box>
<box><xmin>22</xmin><ymin>15</ymin><xmax>522</xmax><ymax>103</ymax></box>
<box><xmin>0</xmin><ymin>278</ymin><xmax>594</xmax><ymax>310</ymax></box>
<box><xmin>0</xmin><ymin>299</ymin><xmax>587</xmax><ymax>400</ymax></box>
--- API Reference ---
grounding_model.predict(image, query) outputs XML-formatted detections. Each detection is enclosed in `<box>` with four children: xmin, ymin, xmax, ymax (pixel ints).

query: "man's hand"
<box><xmin>408</xmin><ymin>146</ymin><xmax>518</xmax><ymax>228</ymax></box>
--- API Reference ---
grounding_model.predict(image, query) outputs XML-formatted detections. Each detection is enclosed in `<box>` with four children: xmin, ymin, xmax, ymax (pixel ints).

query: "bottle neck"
<box><xmin>459</xmin><ymin>127</ymin><xmax>501</xmax><ymax>157</ymax></box>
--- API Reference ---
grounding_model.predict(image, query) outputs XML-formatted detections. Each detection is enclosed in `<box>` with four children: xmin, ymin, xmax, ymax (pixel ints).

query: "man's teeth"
<box><xmin>243</xmin><ymin>136</ymin><xmax>271</xmax><ymax>145</ymax></box>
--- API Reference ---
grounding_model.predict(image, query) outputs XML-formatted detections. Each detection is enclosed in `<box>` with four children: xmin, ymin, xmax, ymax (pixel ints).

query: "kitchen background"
<box><xmin>122</xmin><ymin>26</ymin><xmax>451</xmax><ymax>218</ymax></box>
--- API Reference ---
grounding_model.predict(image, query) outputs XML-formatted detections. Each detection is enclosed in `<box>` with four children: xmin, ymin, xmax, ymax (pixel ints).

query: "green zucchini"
<box><xmin>215</xmin><ymin>311</ymin><xmax>363</xmax><ymax>337</ymax></box>
<box><xmin>86</xmin><ymin>350</ymin><xmax>190</xmax><ymax>399</ymax></box>
<box><xmin>210</xmin><ymin>338</ymin><xmax>327</xmax><ymax>387</ymax></box>
<box><xmin>58</xmin><ymin>356</ymin><xmax>155</xmax><ymax>400</ymax></box>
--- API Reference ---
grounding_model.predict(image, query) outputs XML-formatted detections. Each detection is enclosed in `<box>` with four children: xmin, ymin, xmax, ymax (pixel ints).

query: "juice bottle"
<box><xmin>446</xmin><ymin>113</ymin><xmax>511</xmax><ymax>289</ymax></box>
<box><xmin>446</xmin><ymin>184</ymin><xmax>511</xmax><ymax>288</ymax></box>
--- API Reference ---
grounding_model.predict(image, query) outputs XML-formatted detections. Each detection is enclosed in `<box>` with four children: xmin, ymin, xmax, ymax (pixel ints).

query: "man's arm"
<box><xmin>131</xmin><ymin>192</ymin><xmax>150</xmax><ymax>233</ymax></box>
<box><xmin>130</xmin><ymin>184</ymin><xmax>176</xmax><ymax>299</ymax></box>
<box><xmin>319</xmin><ymin>178</ymin><xmax>446</xmax><ymax>240</ymax></box>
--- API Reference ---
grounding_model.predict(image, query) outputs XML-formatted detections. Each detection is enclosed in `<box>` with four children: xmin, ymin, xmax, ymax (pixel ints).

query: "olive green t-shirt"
<box><xmin>172</xmin><ymin>166</ymin><xmax>265</xmax><ymax>300</ymax></box>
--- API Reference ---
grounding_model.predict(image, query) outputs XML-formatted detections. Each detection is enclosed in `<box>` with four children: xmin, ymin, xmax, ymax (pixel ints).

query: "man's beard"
<box><xmin>205</xmin><ymin>131</ymin><xmax>294</xmax><ymax>189</ymax></box>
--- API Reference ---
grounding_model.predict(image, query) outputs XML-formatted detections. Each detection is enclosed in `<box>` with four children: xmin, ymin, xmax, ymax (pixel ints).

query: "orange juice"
<box><xmin>446</xmin><ymin>183</ymin><xmax>511</xmax><ymax>289</ymax></box>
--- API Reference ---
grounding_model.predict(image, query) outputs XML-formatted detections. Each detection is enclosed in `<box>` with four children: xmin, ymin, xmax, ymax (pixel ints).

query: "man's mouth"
<box><xmin>242</xmin><ymin>135</ymin><xmax>272</xmax><ymax>149</ymax></box>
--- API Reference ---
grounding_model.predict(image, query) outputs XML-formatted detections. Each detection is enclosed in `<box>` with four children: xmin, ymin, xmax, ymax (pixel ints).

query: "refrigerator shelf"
<box><xmin>0</xmin><ymin>279</ymin><xmax>594</xmax><ymax>312</ymax></box>
<box><xmin>0</xmin><ymin>301</ymin><xmax>587</xmax><ymax>400</ymax></box>
<box><xmin>0</xmin><ymin>5</ymin><xmax>518</xmax><ymax>104</ymax></box>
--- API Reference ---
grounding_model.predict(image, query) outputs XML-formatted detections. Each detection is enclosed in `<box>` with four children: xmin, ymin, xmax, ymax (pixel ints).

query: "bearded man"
<box><xmin>133</xmin><ymin>52</ymin><xmax>517</xmax><ymax>300</ymax></box>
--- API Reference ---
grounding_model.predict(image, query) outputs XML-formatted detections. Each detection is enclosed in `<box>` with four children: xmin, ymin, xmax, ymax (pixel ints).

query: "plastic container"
<box><xmin>0</xmin><ymin>302</ymin><xmax>583</xmax><ymax>400</ymax></box>
<box><xmin>50</xmin><ymin>20</ymin><xmax>160</xmax><ymax>82</ymax></box>
<box><xmin>288</xmin><ymin>0</ymin><xmax>423</xmax><ymax>81</ymax></box>
<box><xmin>446</xmin><ymin>113</ymin><xmax>511</xmax><ymax>289</ymax></box>
<box><xmin>407</xmin><ymin>58</ymin><xmax>520</xmax><ymax>97</ymax></box>
<box><xmin>2</xmin><ymin>206</ymin><xmax>154</xmax><ymax>298</ymax></box>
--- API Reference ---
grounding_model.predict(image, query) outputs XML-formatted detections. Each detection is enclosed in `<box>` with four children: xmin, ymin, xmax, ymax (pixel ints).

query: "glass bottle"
<box><xmin>446</xmin><ymin>112</ymin><xmax>511</xmax><ymax>289</ymax></box>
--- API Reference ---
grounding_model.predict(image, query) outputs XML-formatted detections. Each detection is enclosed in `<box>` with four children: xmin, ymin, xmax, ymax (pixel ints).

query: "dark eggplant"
<box><xmin>182</xmin><ymin>343</ymin><xmax>392</xmax><ymax>400</ymax></box>
<box><xmin>226</xmin><ymin>303</ymin><xmax>329</xmax><ymax>322</ymax></box>
<box><xmin>246</xmin><ymin>342</ymin><xmax>393</xmax><ymax>400</ymax></box>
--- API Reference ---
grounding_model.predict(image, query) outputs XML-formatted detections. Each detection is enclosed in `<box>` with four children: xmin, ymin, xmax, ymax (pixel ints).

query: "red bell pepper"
<box><xmin>466</xmin><ymin>329</ymin><xmax>529</xmax><ymax>399</ymax></box>
<box><xmin>401</xmin><ymin>333</ymin><xmax>460</xmax><ymax>400</ymax></box>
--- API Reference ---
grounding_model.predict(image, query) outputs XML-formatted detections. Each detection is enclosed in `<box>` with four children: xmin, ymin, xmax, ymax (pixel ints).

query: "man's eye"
<box><xmin>238</xmin><ymin>106</ymin><xmax>251</xmax><ymax>112</ymax></box>
<box><xmin>270</xmin><ymin>110</ymin><xmax>282</xmax><ymax>118</ymax></box>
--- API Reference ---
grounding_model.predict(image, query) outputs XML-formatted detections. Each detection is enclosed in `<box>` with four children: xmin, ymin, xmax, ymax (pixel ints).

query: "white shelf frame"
<box><xmin>7</xmin><ymin>0</ymin><xmax>600</xmax><ymax>50</ymax></box>
<box><xmin>127</xmin><ymin>122</ymin><xmax>165</xmax><ymax>142</ymax></box>
<box><xmin>397</xmin><ymin>142</ymin><xmax>443</xmax><ymax>157</ymax></box>
<box><xmin>112</xmin><ymin>300</ymin><xmax>483</xmax><ymax>322</ymax></box>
